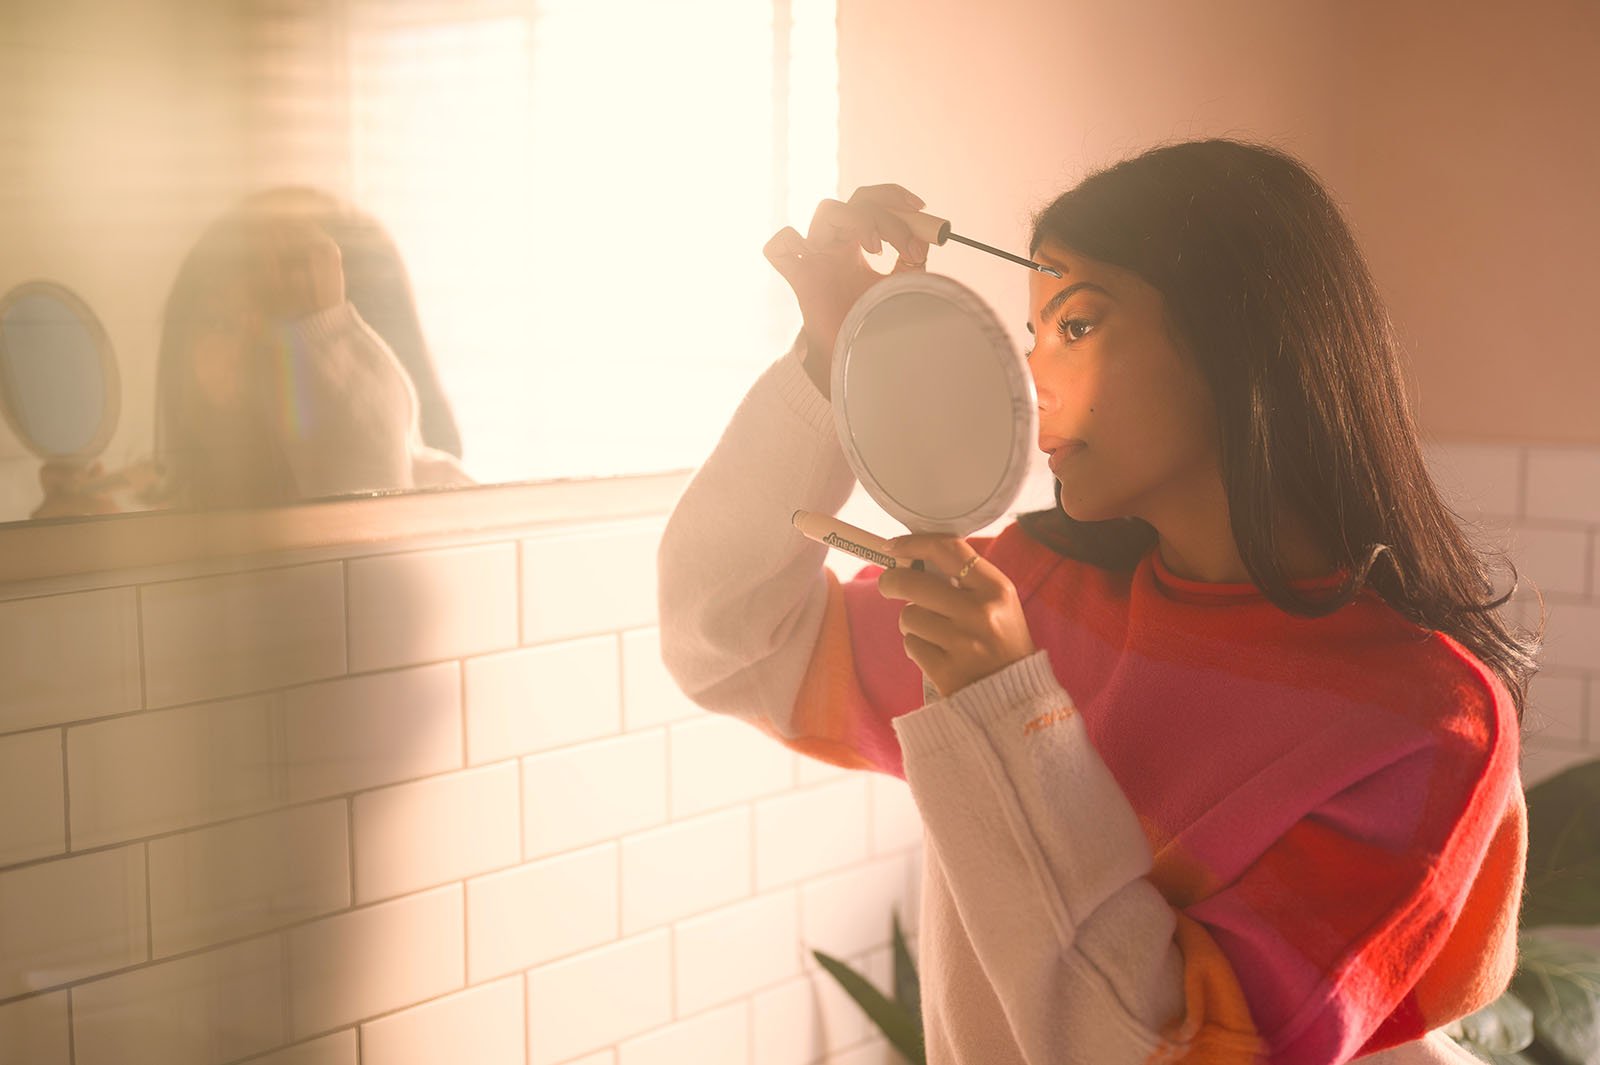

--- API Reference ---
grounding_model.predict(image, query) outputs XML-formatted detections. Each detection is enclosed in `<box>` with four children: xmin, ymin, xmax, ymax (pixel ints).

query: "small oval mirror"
<box><xmin>831</xmin><ymin>272</ymin><xmax>1035</xmax><ymax>535</ymax></box>
<box><xmin>0</xmin><ymin>281</ymin><xmax>120</xmax><ymax>461</ymax></box>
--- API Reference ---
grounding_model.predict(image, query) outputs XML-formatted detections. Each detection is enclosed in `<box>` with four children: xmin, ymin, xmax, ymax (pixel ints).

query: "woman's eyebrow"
<box><xmin>1026</xmin><ymin>281</ymin><xmax>1112</xmax><ymax>334</ymax></box>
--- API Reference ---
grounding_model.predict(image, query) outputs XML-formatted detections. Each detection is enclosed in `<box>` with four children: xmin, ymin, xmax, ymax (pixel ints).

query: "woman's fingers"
<box><xmin>877</xmin><ymin>562</ymin><xmax>971</xmax><ymax>615</ymax></box>
<box><xmin>896</xmin><ymin>601</ymin><xmax>968</xmax><ymax>649</ymax></box>
<box><xmin>899</xmin><ymin>631</ymin><xmax>950</xmax><ymax>678</ymax></box>
<box><xmin>844</xmin><ymin>187</ymin><xmax>930</xmax><ymax>270</ymax></box>
<box><xmin>764</xmin><ymin>184</ymin><xmax>932</xmax><ymax>387</ymax></box>
<box><xmin>805</xmin><ymin>198</ymin><xmax>881</xmax><ymax>254</ymax></box>
<box><xmin>886</xmin><ymin>534</ymin><xmax>990</xmax><ymax>588</ymax></box>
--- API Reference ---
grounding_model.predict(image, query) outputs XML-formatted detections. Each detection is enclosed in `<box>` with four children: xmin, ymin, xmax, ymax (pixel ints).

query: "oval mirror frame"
<box><xmin>0</xmin><ymin>280</ymin><xmax>121</xmax><ymax>462</ymax></box>
<box><xmin>830</xmin><ymin>271</ymin><xmax>1036</xmax><ymax>536</ymax></box>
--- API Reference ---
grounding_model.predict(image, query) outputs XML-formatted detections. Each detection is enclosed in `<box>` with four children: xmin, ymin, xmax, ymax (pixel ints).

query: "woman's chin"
<box><xmin>1057</xmin><ymin>495</ymin><xmax>1114</xmax><ymax>524</ymax></box>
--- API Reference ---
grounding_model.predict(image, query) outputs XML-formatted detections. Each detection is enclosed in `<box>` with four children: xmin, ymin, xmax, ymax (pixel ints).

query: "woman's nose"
<box><xmin>1029</xmin><ymin>359</ymin><xmax>1059</xmax><ymax>415</ymax></box>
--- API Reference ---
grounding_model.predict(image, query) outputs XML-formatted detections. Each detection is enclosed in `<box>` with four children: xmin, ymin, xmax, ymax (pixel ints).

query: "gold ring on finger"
<box><xmin>953</xmin><ymin>556</ymin><xmax>980</xmax><ymax>586</ymax></box>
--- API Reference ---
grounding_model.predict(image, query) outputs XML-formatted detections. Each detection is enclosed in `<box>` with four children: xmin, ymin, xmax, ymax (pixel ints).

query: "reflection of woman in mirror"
<box><xmin>148</xmin><ymin>191</ymin><xmax>470</xmax><ymax>510</ymax></box>
<box><xmin>658</xmin><ymin>142</ymin><xmax>1534</xmax><ymax>1063</ymax></box>
<box><xmin>35</xmin><ymin>188</ymin><xmax>468</xmax><ymax>515</ymax></box>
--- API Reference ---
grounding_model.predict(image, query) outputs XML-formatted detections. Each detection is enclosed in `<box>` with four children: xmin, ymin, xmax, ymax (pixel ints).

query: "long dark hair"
<box><xmin>1018</xmin><ymin>139</ymin><xmax>1539</xmax><ymax>720</ymax></box>
<box><xmin>151</xmin><ymin>214</ymin><xmax>296</xmax><ymax>509</ymax></box>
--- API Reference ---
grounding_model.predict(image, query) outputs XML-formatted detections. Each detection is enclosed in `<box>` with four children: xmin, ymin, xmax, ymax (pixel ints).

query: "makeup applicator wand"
<box><xmin>889</xmin><ymin>209</ymin><xmax>1062</xmax><ymax>277</ymax></box>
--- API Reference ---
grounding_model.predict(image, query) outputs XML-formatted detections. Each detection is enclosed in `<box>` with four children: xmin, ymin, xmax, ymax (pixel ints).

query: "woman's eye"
<box><xmin>1058</xmin><ymin>317</ymin><xmax>1094</xmax><ymax>342</ymax></box>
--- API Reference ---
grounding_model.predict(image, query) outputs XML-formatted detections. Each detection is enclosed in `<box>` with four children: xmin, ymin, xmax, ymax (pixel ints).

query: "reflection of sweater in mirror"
<box><xmin>281</xmin><ymin>302</ymin><xmax>468</xmax><ymax>499</ymax></box>
<box><xmin>657</xmin><ymin>342</ymin><xmax>1521</xmax><ymax>1065</ymax></box>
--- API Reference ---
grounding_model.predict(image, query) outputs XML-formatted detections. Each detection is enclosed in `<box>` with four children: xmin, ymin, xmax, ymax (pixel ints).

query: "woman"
<box><xmin>657</xmin><ymin>140</ymin><xmax>1536</xmax><ymax>1064</ymax></box>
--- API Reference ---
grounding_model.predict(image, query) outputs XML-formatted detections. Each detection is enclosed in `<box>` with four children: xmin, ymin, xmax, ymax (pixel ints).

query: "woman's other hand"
<box><xmin>877</xmin><ymin>534</ymin><xmax>1038</xmax><ymax>699</ymax></box>
<box><xmin>763</xmin><ymin>184</ymin><xmax>932</xmax><ymax>398</ymax></box>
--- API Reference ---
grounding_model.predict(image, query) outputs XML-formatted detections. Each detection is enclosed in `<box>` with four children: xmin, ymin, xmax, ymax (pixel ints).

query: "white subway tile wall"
<box><xmin>146</xmin><ymin>801</ymin><xmax>350</xmax><ymax>957</ymax></box>
<box><xmin>466</xmin><ymin>845</ymin><xmax>619</xmax><ymax>984</ymax></box>
<box><xmin>249</xmin><ymin>1031</ymin><xmax>360</xmax><ymax>1065</ymax></box>
<box><xmin>0</xmin><ymin>989</ymin><xmax>70</xmax><ymax>1065</ymax></box>
<box><xmin>1422</xmin><ymin>442</ymin><xmax>1600</xmax><ymax>781</ymax></box>
<box><xmin>0</xmin><ymin>729</ymin><xmax>66</xmax><ymax>866</ymax></box>
<box><xmin>359</xmin><ymin>976</ymin><xmax>526</xmax><ymax>1065</ymax></box>
<box><xmin>0</xmin><ymin>588</ymin><xmax>140</xmax><ymax>733</ymax></box>
<box><xmin>0</xmin><ymin>444</ymin><xmax>1592</xmax><ymax>1064</ymax></box>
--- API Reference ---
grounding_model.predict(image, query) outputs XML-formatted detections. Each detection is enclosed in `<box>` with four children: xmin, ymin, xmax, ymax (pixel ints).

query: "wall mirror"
<box><xmin>0</xmin><ymin>0</ymin><xmax>841</xmax><ymax>527</ymax></box>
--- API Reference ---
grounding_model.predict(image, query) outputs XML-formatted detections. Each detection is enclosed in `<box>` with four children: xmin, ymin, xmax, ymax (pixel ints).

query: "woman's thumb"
<box><xmin>763</xmin><ymin>226</ymin><xmax>806</xmax><ymax>281</ymax></box>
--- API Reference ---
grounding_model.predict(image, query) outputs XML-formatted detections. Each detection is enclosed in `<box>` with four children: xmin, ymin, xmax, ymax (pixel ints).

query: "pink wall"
<box><xmin>837</xmin><ymin>1</ymin><xmax>1600</xmax><ymax>445</ymax></box>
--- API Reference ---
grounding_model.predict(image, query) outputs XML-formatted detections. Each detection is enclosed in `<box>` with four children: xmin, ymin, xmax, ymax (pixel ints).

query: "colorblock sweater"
<box><xmin>657</xmin><ymin>342</ymin><xmax>1526</xmax><ymax>1065</ymax></box>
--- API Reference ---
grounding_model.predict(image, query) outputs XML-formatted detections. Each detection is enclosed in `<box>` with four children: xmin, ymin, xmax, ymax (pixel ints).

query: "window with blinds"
<box><xmin>302</xmin><ymin>0</ymin><xmax>838</xmax><ymax>482</ymax></box>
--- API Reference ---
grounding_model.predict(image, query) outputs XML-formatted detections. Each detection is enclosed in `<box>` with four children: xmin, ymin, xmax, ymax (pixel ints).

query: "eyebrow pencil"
<box><xmin>889</xmin><ymin>209</ymin><xmax>1062</xmax><ymax>277</ymax></box>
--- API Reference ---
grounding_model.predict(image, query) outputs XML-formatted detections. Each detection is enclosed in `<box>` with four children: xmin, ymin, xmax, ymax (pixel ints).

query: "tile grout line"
<box><xmin>522</xmin><ymin>971</ymin><xmax>532</xmax><ymax>1065</ymax></box>
<box><xmin>144</xmin><ymin>842</ymin><xmax>154</xmax><ymax>962</ymax></box>
<box><xmin>518</xmin><ymin>754</ymin><xmax>528</xmax><ymax>866</ymax></box>
<box><xmin>60</xmin><ymin>726</ymin><xmax>72</xmax><ymax>856</ymax></box>
<box><xmin>460</xmin><ymin>656</ymin><xmax>474</xmax><ymax>992</ymax></box>
<box><xmin>516</xmin><ymin>538</ymin><xmax>526</xmax><ymax>648</ymax></box>
<box><xmin>341</xmin><ymin>560</ymin><xmax>354</xmax><ymax>677</ymax></box>
<box><xmin>134</xmin><ymin>584</ymin><xmax>149</xmax><ymax>711</ymax></box>
<box><xmin>458</xmin><ymin>656</ymin><xmax>470</xmax><ymax>771</ymax></box>
<box><xmin>347</xmin><ymin>797</ymin><xmax>358</xmax><ymax>907</ymax></box>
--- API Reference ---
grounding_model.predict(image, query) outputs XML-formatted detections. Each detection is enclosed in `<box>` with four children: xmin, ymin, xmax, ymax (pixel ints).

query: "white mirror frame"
<box><xmin>831</xmin><ymin>272</ymin><xmax>1037</xmax><ymax>535</ymax></box>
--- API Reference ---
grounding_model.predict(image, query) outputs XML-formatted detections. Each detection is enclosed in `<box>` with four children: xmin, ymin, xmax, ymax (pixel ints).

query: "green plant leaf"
<box><xmin>891</xmin><ymin>909</ymin><xmax>922</xmax><ymax>1029</ymax></box>
<box><xmin>1522</xmin><ymin>759</ymin><xmax>1600</xmax><ymax>928</ymax></box>
<box><xmin>1509</xmin><ymin>933</ymin><xmax>1600</xmax><ymax>1065</ymax></box>
<box><xmin>1445</xmin><ymin>991</ymin><xmax>1535</xmax><ymax>1054</ymax></box>
<box><xmin>812</xmin><ymin>948</ymin><xmax>926</xmax><ymax>1065</ymax></box>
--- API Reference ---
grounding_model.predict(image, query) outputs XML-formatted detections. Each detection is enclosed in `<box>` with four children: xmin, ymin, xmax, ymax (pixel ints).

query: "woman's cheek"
<box><xmin>191</xmin><ymin>335</ymin><xmax>247</xmax><ymax>408</ymax></box>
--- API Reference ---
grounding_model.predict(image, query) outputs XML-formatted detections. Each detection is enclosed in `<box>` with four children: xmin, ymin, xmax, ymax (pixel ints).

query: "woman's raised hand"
<box><xmin>246</xmin><ymin>219</ymin><xmax>347</xmax><ymax>321</ymax></box>
<box><xmin>763</xmin><ymin>184</ymin><xmax>931</xmax><ymax>398</ymax></box>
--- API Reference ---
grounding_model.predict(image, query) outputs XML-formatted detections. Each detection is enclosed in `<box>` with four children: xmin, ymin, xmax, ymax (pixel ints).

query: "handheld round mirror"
<box><xmin>0</xmin><ymin>281</ymin><xmax>120</xmax><ymax>461</ymax></box>
<box><xmin>831</xmin><ymin>272</ymin><xmax>1035</xmax><ymax>535</ymax></box>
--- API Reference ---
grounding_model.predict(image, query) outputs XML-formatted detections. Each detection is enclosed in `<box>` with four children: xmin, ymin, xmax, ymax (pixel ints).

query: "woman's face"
<box><xmin>187</xmin><ymin>277</ymin><xmax>262</xmax><ymax>413</ymax></box>
<box><xmin>1027</xmin><ymin>241</ymin><xmax>1221</xmax><ymax>528</ymax></box>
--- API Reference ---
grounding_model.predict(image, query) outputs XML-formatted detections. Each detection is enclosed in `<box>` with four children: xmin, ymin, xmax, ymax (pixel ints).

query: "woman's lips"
<box><xmin>1046</xmin><ymin>441</ymin><xmax>1086</xmax><ymax>476</ymax></box>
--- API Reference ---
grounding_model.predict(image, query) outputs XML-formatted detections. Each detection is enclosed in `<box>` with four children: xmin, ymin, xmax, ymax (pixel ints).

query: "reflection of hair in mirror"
<box><xmin>1015</xmin><ymin>138</ymin><xmax>1537</xmax><ymax>720</ymax></box>
<box><xmin>152</xmin><ymin>188</ymin><xmax>464</xmax><ymax>509</ymax></box>
<box><xmin>154</xmin><ymin>236</ymin><xmax>295</xmax><ymax>509</ymax></box>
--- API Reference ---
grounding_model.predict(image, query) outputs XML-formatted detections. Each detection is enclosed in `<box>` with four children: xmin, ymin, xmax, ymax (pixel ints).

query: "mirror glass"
<box><xmin>0</xmin><ymin>282</ymin><xmax>118</xmax><ymax>460</ymax></box>
<box><xmin>832</xmin><ymin>273</ymin><xmax>1036</xmax><ymax>535</ymax></box>
<box><xmin>0</xmin><ymin>0</ymin><xmax>838</xmax><ymax>523</ymax></box>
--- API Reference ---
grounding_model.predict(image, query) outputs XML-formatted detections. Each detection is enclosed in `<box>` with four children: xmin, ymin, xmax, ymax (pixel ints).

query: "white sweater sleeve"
<box><xmin>894</xmin><ymin>652</ymin><xmax>1198</xmax><ymax>1063</ymax></box>
<box><xmin>657</xmin><ymin>338</ymin><xmax>857</xmax><ymax>723</ymax></box>
<box><xmin>279</xmin><ymin>302</ymin><xmax>420</xmax><ymax>498</ymax></box>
